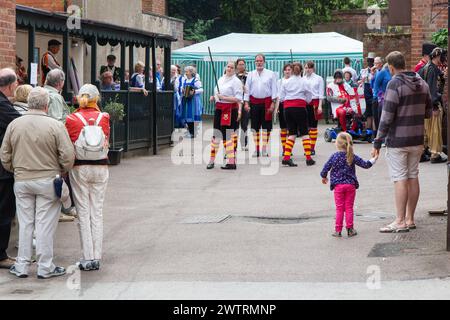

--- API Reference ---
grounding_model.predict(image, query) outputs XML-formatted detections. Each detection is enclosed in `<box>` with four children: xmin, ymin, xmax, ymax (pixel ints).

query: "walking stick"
<box><xmin>208</xmin><ymin>46</ymin><xmax>220</xmax><ymax>94</ymax></box>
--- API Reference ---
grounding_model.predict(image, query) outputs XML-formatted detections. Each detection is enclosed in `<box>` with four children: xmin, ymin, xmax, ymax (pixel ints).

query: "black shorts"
<box><xmin>285</xmin><ymin>107</ymin><xmax>309</xmax><ymax>137</ymax></box>
<box><xmin>279</xmin><ymin>102</ymin><xmax>287</xmax><ymax>129</ymax></box>
<box><xmin>251</xmin><ymin>103</ymin><xmax>273</xmax><ymax>132</ymax></box>
<box><xmin>213</xmin><ymin>108</ymin><xmax>239</xmax><ymax>140</ymax></box>
<box><xmin>306</xmin><ymin>105</ymin><xmax>318</xmax><ymax>129</ymax></box>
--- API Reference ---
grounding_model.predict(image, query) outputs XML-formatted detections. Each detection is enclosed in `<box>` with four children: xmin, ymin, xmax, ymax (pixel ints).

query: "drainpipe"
<box><xmin>447</xmin><ymin>0</ymin><xmax>450</xmax><ymax>252</ymax></box>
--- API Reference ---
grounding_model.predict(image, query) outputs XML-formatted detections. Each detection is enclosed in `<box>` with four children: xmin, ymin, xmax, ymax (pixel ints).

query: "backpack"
<box><xmin>74</xmin><ymin>112</ymin><xmax>108</xmax><ymax>161</ymax></box>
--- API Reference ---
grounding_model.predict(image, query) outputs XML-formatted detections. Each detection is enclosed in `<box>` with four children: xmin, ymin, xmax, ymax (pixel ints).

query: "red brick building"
<box><xmin>0</xmin><ymin>0</ymin><xmax>16</xmax><ymax>69</ymax></box>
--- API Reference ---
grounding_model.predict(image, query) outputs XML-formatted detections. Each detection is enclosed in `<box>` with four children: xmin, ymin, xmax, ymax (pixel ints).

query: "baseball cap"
<box><xmin>54</xmin><ymin>176</ymin><xmax>72</xmax><ymax>209</ymax></box>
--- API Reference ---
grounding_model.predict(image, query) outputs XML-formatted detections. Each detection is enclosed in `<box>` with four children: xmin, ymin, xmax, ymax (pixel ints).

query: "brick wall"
<box><xmin>142</xmin><ymin>0</ymin><xmax>166</xmax><ymax>16</ymax></box>
<box><xmin>411</xmin><ymin>0</ymin><xmax>448</xmax><ymax>68</ymax></box>
<box><xmin>364</xmin><ymin>32</ymin><xmax>412</xmax><ymax>68</ymax></box>
<box><xmin>313</xmin><ymin>9</ymin><xmax>389</xmax><ymax>42</ymax></box>
<box><xmin>0</xmin><ymin>0</ymin><xmax>16</xmax><ymax>69</ymax></box>
<box><xmin>16</xmin><ymin>0</ymin><xmax>68</xmax><ymax>12</ymax></box>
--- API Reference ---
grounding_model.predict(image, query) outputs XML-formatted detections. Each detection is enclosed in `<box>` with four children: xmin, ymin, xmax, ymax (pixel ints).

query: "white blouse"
<box><xmin>304</xmin><ymin>72</ymin><xmax>325</xmax><ymax>102</ymax></box>
<box><xmin>244</xmin><ymin>68</ymin><xmax>278</xmax><ymax>101</ymax></box>
<box><xmin>213</xmin><ymin>75</ymin><xmax>243</xmax><ymax>103</ymax></box>
<box><xmin>279</xmin><ymin>76</ymin><xmax>311</xmax><ymax>102</ymax></box>
<box><xmin>277</xmin><ymin>77</ymin><xmax>290</xmax><ymax>102</ymax></box>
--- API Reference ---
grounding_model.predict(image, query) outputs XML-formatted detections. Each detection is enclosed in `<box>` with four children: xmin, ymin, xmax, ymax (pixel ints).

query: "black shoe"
<box><xmin>424</xmin><ymin>147</ymin><xmax>432</xmax><ymax>157</ymax></box>
<box><xmin>282</xmin><ymin>159</ymin><xmax>298</xmax><ymax>167</ymax></box>
<box><xmin>347</xmin><ymin>228</ymin><xmax>358</xmax><ymax>237</ymax></box>
<box><xmin>77</xmin><ymin>261</ymin><xmax>95</xmax><ymax>271</ymax></box>
<box><xmin>420</xmin><ymin>153</ymin><xmax>430</xmax><ymax>163</ymax></box>
<box><xmin>206</xmin><ymin>162</ymin><xmax>215</xmax><ymax>170</ymax></box>
<box><xmin>332</xmin><ymin>232</ymin><xmax>342</xmax><ymax>237</ymax></box>
<box><xmin>306</xmin><ymin>159</ymin><xmax>316</xmax><ymax>166</ymax></box>
<box><xmin>92</xmin><ymin>260</ymin><xmax>100</xmax><ymax>270</ymax></box>
<box><xmin>431</xmin><ymin>155</ymin><xmax>447</xmax><ymax>164</ymax></box>
<box><xmin>221</xmin><ymin>164</ymin><xmax>237</xmax><ymax>170</ymax></box>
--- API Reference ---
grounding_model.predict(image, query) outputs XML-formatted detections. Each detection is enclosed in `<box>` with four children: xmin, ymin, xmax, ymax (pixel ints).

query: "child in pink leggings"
<box><xmin>320</xmin><ymin>132</ymin><xmax>378</xmax><ymax>237</ymax></box>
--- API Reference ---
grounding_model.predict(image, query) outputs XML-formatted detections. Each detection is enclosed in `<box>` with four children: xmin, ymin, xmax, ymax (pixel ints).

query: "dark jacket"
<box><xmin>374</xmin><ymin>72</ymin><xmax>432</xmax><ymax>150</ymax></box>
<box><xmin>418</xmin><ymin>62</ymin><xmax>442</xmax><ymax>107</ymax></box>
<box><xmin>0</xmin><ymin>91</ymin><xmax>21</xmax><ymax>180</ymax></box>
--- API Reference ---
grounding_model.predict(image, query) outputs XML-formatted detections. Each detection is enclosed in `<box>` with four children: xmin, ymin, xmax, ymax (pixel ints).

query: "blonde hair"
<box><xmin>77</xmin><ymin>84</ymin><xmax>100</xmax><ymax>108</ymax></box>
<box><xmin>336</xmin><ymin>132</ymin><xmax>354</xmax><ymax>166</ymax></box>
<box><xmin>134</xmin><ymin>61</ymin><xmax>145</xmax><ymax>73</ymax></box>
<box><xmin>14</xmin><ymin>84</ymin><xmax>33</xmax><ymax>103</ymax></box>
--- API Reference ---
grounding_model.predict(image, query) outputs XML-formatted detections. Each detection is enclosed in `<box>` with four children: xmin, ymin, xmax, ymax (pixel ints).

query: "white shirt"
<box><xmin>244</xmin><ymin>68</ymin><xmax>278</xmax><ymax>101</ymax></box>
<box><xmin>279</xmin><ymin>75</ymin><xmax>311</xmax><ymax>102</ymax></box>
<box><xmin>359</xmin><ymin>67</ymin><xmax>374</xmax><ymax>84</ymax></box>
<box><xmin>214</xmin><ymin>75</ymin><xmax>243</xmax><ymax>103</ymax></box>
<box><xmin>304</xmin><ymin>72</ymin><xmax>325</xmax><ymax>102</ymax></box>
<box><xmin>277</xmin><ymin>77</ymin><xmax>290</xmax><ymax>102</ymax></box>
<box><xmin>342</xmin><ymin>66</ymin><xmax>358</xmax><ymax>83</ymax></box>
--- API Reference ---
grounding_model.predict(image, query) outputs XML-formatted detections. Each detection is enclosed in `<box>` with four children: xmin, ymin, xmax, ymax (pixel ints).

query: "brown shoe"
<box><xmin>0</xmin><ymin>257</ymin><xmax>16</xmax><ymax>269</ymax></box>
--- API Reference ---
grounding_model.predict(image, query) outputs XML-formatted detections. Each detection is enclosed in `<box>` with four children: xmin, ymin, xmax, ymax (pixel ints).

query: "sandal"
<box><xmin>379</xmin><ymin>223</ymin><xmax>409</xmax><ymax>233</ymax></box>
<box><xmin>407</xmin><ymin>224</ymin><xmax>417</xmax><ymax>230</ymax></box>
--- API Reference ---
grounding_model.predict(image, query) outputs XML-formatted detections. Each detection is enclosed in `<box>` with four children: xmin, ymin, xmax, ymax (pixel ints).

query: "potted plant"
<box><xmin>104</xmin><ymin>96</ymin><xmax>125</xmax><ymax>165</ymax></box>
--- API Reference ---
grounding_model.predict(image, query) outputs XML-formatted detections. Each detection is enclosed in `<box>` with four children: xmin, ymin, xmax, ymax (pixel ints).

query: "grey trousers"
<box><xmin>13</xmin><ymin>178</ymin><xmax>61</xmax><ymax>276</ymax></box>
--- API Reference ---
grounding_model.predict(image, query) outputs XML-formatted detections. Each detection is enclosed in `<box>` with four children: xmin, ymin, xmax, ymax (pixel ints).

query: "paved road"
<box><xmin>1</xmin><ymin>123</ymin><xmax>449</xmax><ymax>299</ymax></box>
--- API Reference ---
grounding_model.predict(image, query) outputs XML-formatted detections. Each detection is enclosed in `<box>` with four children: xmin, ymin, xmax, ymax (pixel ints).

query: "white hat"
<box><xmin>78</xmin><ymin>84</ymin><xmax>100</xmax><ymax>100</ymax></box>
<box><xmin>368</xmin><ymin>52</ymin><xmax>376</xmax><ymax>59</ymax></box>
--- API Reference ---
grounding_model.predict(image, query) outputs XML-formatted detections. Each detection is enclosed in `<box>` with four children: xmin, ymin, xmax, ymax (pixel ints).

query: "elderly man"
<box><xmin>44</xmin><ymin>69</ymin><xmax>75</xmax><ymax>222</ymax></box>
<box><xmin>100</xmin><ymin>71</ymin><xmax>116</xmax><ymax>91</ymax></box>
<box><xmin>0</xmin><ymin>69</ymin><xmax>20</xmax><ymax>270</ymax></box>
<box><xmin>1</xmin><ymin>87</ymin><xmax>74</xmax><ymax>279</ymax></box>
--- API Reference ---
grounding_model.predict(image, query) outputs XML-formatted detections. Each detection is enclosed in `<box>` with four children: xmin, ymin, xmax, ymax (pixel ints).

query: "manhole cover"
<box><xmin>180</xmin><ymin>214</ymin><xmax>231</xmax><ymax>224</ymax></box>
<box><xmin>11</xmin><ymin>289</ymin><xmax>33</xmax><ymax>294</ymax></box>
<box><xmin>368</xmin><ymin>242</ymin><xmax>417</xmax><ymax>257</ymax></box>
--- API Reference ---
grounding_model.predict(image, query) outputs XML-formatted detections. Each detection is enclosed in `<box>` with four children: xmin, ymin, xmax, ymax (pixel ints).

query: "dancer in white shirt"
<box><xmin>304</xmin><ymin>61</ymin><xmax>325</xmax><ymax>156</ymax></box>
<box><xmin>207</xmin><ymin>61</ymin><xmax>243</xmax><ymax>170</ymax></box>
<box><xmin>275</xmin><ymin>63</ymin><xmax>292</xmax><ymax>155</ymax></box>
<box><xmin>244</xmin><ymin>54</ymin><xmax>278</xmax><ymax>157</ymax></box>
<box><xmin>279</xmin><ymin>62</ymin><xmax>315</xmax><ymax>167</ymax></box>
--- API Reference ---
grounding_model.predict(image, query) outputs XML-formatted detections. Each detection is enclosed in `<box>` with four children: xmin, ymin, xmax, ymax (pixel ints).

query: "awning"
<box><xmin>16</xmin><ymin>4</ymin><xmax>176</xmax><ymax>48</ymax></box>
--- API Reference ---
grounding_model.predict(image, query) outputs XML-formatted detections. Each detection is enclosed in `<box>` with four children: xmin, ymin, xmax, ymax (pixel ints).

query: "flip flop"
<box><xmin>379</xmin><ymin>223</ymin><xmax>409</xmax><ymax>233</ymax></box>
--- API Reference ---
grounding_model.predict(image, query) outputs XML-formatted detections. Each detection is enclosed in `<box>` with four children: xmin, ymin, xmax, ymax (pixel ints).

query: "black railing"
<box><xmin>101</xmin><ymin>90</ymin><xmax>174</xmax><ymax>152</ymax></box>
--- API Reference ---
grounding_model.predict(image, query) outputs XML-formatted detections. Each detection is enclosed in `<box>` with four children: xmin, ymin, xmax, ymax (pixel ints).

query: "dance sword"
<box><xmin>208</xmin><ymin>46</ymin><xmax>220</xmax><ymax>94</ymax></box>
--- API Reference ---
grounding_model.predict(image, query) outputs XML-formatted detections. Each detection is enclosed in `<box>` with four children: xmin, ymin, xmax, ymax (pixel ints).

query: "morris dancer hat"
<box><xmin>423</xmin><ymin>43</ymin><xmax>437</xmax><ymax>56</ymax></box>
<box><xmin>367</xmin><ymin>52</ymin><xmax>376</xmax><ymax>59</ymax></box>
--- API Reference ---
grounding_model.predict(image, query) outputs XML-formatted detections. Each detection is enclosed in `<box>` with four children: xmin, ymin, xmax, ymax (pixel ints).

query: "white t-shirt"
<box><xmin>304</xmin><ymin>73</ymin><xmax>325</xmax><ymax>102</ymax></box>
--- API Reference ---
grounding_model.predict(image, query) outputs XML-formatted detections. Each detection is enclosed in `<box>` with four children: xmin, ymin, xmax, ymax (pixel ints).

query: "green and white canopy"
<box><xmin>173</xmin><ymin>32</ymin><xmax>363</xmax><ymax>115</ymax></box>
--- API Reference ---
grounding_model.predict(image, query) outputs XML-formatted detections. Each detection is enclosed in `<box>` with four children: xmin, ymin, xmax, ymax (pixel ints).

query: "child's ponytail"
<box><xmin>336</xmin><ymin>132</ymin><xmax>354</xmax><ymax>166</ymax></box>
<box><xmin>345</xmin><ymin>134</ymin><xmax>354</xmax><ymax>166</ymax></box>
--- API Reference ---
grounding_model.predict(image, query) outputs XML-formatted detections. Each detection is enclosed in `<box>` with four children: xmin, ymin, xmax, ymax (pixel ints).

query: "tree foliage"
<box><xmin>169</xmin><ymin>0</ymin><xmax>388</xmax><ymax>42</ymax></box>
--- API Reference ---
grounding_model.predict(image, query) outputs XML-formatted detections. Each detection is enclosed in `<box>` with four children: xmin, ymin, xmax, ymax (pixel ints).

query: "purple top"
<box><xmin>320</xmin><ymin>151</ymin><xmax>374</xmax><ymax>190</ymax></box>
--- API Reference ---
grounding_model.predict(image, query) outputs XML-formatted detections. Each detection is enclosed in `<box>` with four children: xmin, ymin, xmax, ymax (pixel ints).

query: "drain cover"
<box><xmin>180</xmin><ymin>214</ymin><xmax>231</xmax><ymax>224</ymax></box>
<box><xmin>368</xmin><ymin>242</ymin><xmax>417</xmax><ymax>257</ymax></box>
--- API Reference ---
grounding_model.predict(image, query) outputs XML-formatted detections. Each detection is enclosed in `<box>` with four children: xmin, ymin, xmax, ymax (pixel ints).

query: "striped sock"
<box><xmin>232</xmin><ymin>132</ymin><xmax>238</xmax><ymax>152</ymax></box>
<box><xmin>309</xmin><ymin>128</ymin><xmax>318</xmax><ymax>152</ymax></box>
<box><xmin>262</xmin><ymin>130</ymin><xmax>270</xmax><ymax>152</ymax></box>
<box><xmin>226</xmin><ymin>139</ymin><xmax>236</xmax><ymax>164</ymax></box>
<box><xmin>280</xmin><ymin>129</ymin><xmax>288</xmax><ymax>154</ymax></box>
<box><xmin>253</xmin><ymin>131</ymin><xmax>260</xmax><ymax>153</ymax></box>
<box><xmin>283</xmin><ymin>137</ymin><xmax>295</xmax><ymax>161</ymax></box>
<box><xmin>209</xmin><ymin>138</ymin><xmax>219</xmax><ymax>162</ymax></box>
<box><xmin>302</xmin><ymin>137</ymin><xmax>312</xmax><ymax>161</ymax></box>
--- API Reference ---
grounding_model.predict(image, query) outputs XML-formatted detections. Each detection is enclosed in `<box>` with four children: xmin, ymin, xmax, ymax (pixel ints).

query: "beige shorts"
<box><xmin>385</xmin><ymin>145</ymin><xmax>423</xmax><ymax>182</ymax></box>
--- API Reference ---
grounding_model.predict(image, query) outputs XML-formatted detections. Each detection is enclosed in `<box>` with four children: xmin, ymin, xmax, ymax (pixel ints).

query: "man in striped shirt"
<box><xmin>372</xmin><ymin>51</ymin><xmax>432</xmax><ymax>233</ymax></box>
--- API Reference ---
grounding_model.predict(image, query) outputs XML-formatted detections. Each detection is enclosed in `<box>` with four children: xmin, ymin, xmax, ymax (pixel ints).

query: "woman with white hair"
<box><xmin>175</xmin><ymin>66</ymin><xmax>203</xmax><ymax>137</ymax></box>
<box><xmin>65</xmin><ymin>84</ymin><xmax>110</xmax><ymax>271</ymax></box>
